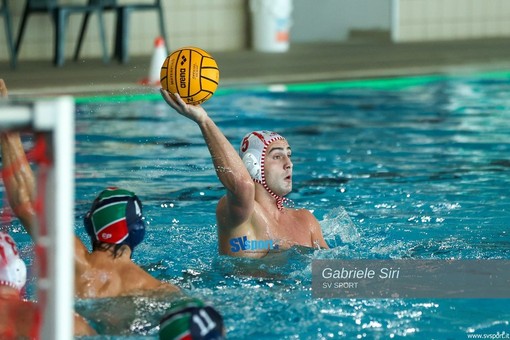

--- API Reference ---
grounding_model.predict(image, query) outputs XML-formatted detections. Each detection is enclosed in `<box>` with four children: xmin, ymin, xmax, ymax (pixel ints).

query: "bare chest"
<box><xmin>252</xmin><ymin>207</ymin><xmax>312</xmax><ymax>248</ymax></box>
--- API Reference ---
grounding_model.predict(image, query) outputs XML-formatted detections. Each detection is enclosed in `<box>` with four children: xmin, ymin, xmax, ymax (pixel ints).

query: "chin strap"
<box><xmin>260</xmin><ymin>180</ymin><xmax>289</xmax><ymax>210</ymax></box>
<box><xmin>260</xmin><ymin>181</ymin><xmax>294</xmax><ymax>210</ymax></box>
<box><xmin>275</xmin><ymin>197</ymin><xmax>285</xmax><ymax>211</ymax></box>
<box><xmin>275</xmin><ymin>196</ymin><xmax>295</xmax><ymax>210</ymax></box>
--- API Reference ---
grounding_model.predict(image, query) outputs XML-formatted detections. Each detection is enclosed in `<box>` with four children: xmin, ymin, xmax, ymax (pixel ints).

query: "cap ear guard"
<box><xmin>239</xmin><ymin>130</ymin><xmax>286</xmax><ymax>183</ymax></box>
<box><xmin>6</xmin><ymin>258</ymin><xmax>27</xmax><ymax>291</ymax></box>
<box><xmin>241</xmin><ymin>152</ymin><xmax>260</xmax><ymax>180</ymax></box>
<box><xmin>84</xmin><ymin>193</ymin><xmax>105</xmax><ymax>245</ymax></box>
<box><xmin>84</xmin><ymin>209</ymin><xmax>95</xmax><ymax>242</ymax></box>
<box><xmin>124</xmin><ymin>195</ymin><xmax>145</xmax><ymax>250</ymax></box>
<box><xmin>0</xmin><ymin>232</ymin><xmax>27</xmax><ymax>292</ymax></box>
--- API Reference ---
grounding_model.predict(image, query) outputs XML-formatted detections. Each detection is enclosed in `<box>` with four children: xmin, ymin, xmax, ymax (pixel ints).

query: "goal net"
<box><xmin>0</xmin><ymin>97</ymin><xmax>75</xmax><ymax>339</ymax></box>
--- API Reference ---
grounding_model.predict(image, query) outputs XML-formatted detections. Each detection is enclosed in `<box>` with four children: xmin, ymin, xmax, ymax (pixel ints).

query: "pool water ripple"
<box><xmin>8</xmin><ymin>74</ymin><xmax>510</xmax><ymax>338</ymax></box>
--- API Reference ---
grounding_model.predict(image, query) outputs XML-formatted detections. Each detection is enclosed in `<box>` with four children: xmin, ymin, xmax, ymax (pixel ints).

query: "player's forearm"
<box><xmin>0</xmin><ymin>132</ymin><xmax>37</xmax><ymax>238</ymax></box>
<box><xmin>197</xmin><ymin>116</ymin><xmax>253</xmax><ymax>194</ymax></box>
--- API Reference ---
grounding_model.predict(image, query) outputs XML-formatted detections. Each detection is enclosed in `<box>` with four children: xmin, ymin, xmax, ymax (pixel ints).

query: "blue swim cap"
<box><xmin>84</xmin><ymin>187</ymin><xmax>145</xmax><ymax>253</ymax></box>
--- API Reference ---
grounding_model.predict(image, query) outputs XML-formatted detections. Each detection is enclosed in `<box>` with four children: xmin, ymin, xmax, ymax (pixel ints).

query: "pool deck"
<box><xmin>1</xmin><ymin>37</ymin><xmax>510</xmax><ymax>97</ymax></box>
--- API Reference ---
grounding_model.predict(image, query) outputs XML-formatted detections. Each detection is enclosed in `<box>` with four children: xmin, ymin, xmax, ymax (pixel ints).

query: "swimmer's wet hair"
<box><xmin>90</xmin><ymin>242</ymin><xmax>128</xmax><ymax>258</ymax></box>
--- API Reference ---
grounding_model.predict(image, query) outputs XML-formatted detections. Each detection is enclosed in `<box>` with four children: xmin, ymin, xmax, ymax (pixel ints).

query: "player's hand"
<box><xmin>0</xmin><ymin>79</ymin><xmax>8</xmax><ymax>98</ymax></box>
<box><xmin>160</xmin><ymin>89</ymin><xmax>208</xmax><ymax>124</ymax></box>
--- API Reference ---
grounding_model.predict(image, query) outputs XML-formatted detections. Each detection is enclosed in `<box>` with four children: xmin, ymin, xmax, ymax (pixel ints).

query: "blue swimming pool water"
<box><xmin>12</xmin><ymin>72</ymin><xmax>510</xmax><ymax>338</ymax></box>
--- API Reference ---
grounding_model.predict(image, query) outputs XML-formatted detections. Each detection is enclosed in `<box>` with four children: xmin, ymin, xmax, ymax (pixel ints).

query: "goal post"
<box><xmin>0</xmin><ymin>96</ymin><xmax>75</xmax><ymax>340</ymax></box>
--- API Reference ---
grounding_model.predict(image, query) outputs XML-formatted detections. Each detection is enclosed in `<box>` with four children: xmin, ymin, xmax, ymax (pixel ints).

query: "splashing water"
<box><xmin>321</xmin><ymin>206</ymin><xmax>361</xmax><ymax>246</ymax></box>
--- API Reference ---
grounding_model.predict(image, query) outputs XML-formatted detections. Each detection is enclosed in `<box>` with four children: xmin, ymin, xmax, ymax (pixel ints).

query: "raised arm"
<box><xmin>0</xmin><ymin>80</ymin><xmax>37</xmax><ymax>238</ymax></box>
<box><xmin>0</xmin><ymin>131</ymin><xmax>37</xmax><ymax>237</ymax></box>
<box><xmin>0</xmin><ymin>80</ymin><xmax>90</xmax><ymax>262</ymax></box>
<box><xmin>160</xmin><ymin>90</ymin><xmax>254</xmax><ymax>226</ymax></box>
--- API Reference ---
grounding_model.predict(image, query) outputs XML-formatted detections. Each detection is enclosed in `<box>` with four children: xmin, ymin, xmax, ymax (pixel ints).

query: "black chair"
<box><xmin>74</xmin><ymin>0</ymin><xmax>168</xmax><ymax>64</ymax></box>
<box><xmin>15</xmin><ymin>0</ymin><xmax>110</xmax><ymax>67</ymax></box>
<box><xmin>73</xmin><ymin>0</ymin><xmax>116</xmax><ymax>62</ymax></box>
<box><xmin>0</xmin><ymin>0</ymin><xmax>16</xmax><ymax>68</ymax></box>
<box><xmin>114</xmin><ymin>0</ymin><xmax>168</xmax><ymax>63</ymax></box>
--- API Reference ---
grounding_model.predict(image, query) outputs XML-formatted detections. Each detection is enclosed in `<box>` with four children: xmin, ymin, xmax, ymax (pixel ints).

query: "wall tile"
<box><xmin>2</xmin><ymin>0</ymin><xmax>510</xmax><ymax>62</ymax></box>
<box><xmin>394</xmin><ymin>0</ymin><xmax>510</xmax><ymax>42</ymax></box>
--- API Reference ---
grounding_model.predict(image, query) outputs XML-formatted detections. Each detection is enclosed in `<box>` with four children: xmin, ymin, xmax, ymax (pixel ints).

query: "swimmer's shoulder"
<box><xmin>289</xmin><ymin>207</ymin><xmax>314</xmax><ymax>218</ymax></box>
<box><xmin>289</xmin><ymin>207</ymin><xmax>321</xmax><ymax>228</ymax></box>
<box><xmin>122</xmin><ymin>261</ymin><xmax>179</xmax><ymax>292</ymax></box>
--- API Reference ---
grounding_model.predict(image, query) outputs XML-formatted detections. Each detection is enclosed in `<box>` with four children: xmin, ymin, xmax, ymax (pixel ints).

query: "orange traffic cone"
<box><xmin>140</xmin><ymin>36</ymin><xmax>168</xmax><ymax>86</ymax></box>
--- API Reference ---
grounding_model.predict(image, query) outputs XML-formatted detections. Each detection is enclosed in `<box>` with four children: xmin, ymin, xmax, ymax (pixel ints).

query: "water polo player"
<box><xmin>0</xmin><ymin>230</ymin><xmax>96</xmax><ymax>336</ymax></box>
<box><xmin>160</xmin><ymin>90</ymin><xmax>329</xmax><ymax>258</ymax></box>
<box><xmin>1</xmin><ymin>129</ymin><xmax>179</xmax><ymax>298</ymax></box>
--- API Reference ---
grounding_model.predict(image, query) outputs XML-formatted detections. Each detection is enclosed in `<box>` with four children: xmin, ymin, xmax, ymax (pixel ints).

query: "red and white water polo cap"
<box><xmin>0</xmin><ymin>231</ymin><xmax>27</xmax><ymax>291</ymax></box>
<box><xmin>239</xmin><ymin>130</ymin><xmax>286</xmax><ymax>184</ymax></box>
<box><xmin>239</xmin><ymin>131</ymin><xmax>291</xmax><ymax>210</ymax></box>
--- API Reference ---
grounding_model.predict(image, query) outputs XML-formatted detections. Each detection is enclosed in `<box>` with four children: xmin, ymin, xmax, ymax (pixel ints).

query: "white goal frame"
<box><xmin>0</xmin><ymin>97</ymin><xmax>75</xmax><ymax>340</ymax></box>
